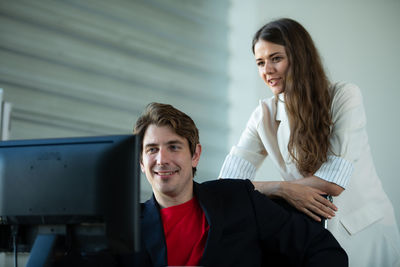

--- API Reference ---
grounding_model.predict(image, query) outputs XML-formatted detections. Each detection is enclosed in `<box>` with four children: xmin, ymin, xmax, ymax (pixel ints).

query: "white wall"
<box><xmin>228</xmin><ymin>0</ymin><xmax>400</xmax><ymax>230</ymax></box>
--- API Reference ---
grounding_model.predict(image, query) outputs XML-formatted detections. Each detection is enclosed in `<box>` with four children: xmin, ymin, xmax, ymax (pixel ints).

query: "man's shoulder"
<box><xmin>197</xmin><ymin>178</ymin><xmax>254</xmax><ymax>193</ymax></box>
<box><xmin>195</xmin><ymin>179</ymin><xmax>262</xmax><ymax>212</ymax></box>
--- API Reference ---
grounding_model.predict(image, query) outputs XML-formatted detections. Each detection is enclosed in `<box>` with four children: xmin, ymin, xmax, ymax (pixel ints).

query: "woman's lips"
<box><xmin>268</xmin><ymin>77</ymin><xmax>281</xmax><ymax>86</ymax></box>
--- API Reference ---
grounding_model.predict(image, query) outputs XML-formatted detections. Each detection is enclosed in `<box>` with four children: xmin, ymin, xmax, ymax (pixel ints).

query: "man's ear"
<box><xmin>192</xmin><ymin>144</ymin><xmax>202</xmax><ymax>168</ymax></box>
<box><xmin>140</xmin><ymin>159</ymin><xmax>145</xmax><ymax>173</ymax></box>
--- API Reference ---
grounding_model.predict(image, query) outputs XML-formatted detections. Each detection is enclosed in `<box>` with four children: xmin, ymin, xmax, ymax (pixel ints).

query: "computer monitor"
<box><xmin>0</xmin><ymin>134</ymin><xmax>141</xmax><ymax>264</ymax></box>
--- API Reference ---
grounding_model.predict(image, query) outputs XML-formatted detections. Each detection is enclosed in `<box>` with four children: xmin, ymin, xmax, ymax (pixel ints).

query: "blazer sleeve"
<box><xmin>314</xmin><ymin>83</ymin><xmax>365</xmax><ymax>188</ymax></box>
<box><xmin>244</xmin><ymin>180</ymin><xmax>348</xmax><ymax>267</ymax></box>
<box><xmin>219</xmin><ymin>104</ymin><xmax>268</xmax><ymax>179</ymax></box>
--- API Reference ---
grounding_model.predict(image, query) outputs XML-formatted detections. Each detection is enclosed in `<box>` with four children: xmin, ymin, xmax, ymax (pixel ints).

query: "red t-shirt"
<box><xmin>160</xmin><ymin>197</ymin><xmax>209</xmax><ymax>266</ymax></box>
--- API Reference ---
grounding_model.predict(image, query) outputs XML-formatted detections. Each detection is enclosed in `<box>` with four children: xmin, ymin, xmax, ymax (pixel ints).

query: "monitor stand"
<box><xmin>26</xmin><ymin>234</ymin><xmax>57</xmax><ymax>267</ymax></box>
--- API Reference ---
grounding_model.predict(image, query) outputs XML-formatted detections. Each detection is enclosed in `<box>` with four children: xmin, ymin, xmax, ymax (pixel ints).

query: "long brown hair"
<box><xmin>252</xmin><ymin>18</ymin><xmax>332</xmax><ymax>176</ymax></box>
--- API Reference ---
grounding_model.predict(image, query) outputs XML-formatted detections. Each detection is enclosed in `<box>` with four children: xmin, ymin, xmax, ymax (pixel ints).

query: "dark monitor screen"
<box><xmin>0</xmin><ymin>135</ymin><xmax>141</xmax><ymax>258</ymax></box>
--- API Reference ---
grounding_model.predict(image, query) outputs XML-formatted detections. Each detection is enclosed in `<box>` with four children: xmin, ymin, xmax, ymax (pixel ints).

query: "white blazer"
<box><xmin>219</xmin><ymin>82</ymin><xmax>400</xmax><ymax>267</ymax></box>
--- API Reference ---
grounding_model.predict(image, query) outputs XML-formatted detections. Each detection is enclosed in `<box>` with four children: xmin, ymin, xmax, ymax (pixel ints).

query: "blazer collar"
<box><xmin>193</xmin><ymin>182</ymin><xmax>224</xmax><ymax>266</ymax></box>
<box><xmin>275</xmin><ymin>93</ymin><xmax>287</xmax><ymax>122</ymax></box>
<box><xmin>141</xmin><ymin>182</ymin><xmax>224</xmax><ymax>266</ymax></box>
<box><xmin>141</xmin><ymin>195</ymin><xmax>167</xmax><ymax>266</ymax></box>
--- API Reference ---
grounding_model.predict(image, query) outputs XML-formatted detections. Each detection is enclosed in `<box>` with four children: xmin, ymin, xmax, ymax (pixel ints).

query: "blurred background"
<box><xmin>0</xmin><ymin>0</ymin><xmax>399</xmax><ymax>242</ymax></box>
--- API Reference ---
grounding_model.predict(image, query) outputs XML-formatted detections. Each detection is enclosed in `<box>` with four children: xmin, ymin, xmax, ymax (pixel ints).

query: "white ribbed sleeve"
<box><xmin>314</xmin><ymin>155</ymin><xmax>353</xmax><ymax>188</ymax></box>
<box><xmin>218</xmin><ymin>154</ymin><xmax>257</xmax><ymax>180</ymax></box>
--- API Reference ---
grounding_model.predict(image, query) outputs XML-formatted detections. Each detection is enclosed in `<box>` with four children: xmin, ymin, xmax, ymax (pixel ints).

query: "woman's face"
<box><xmin>254</xmin><ymin>39</ymin><xmax>289</xmax><ymax>95</ymax></box>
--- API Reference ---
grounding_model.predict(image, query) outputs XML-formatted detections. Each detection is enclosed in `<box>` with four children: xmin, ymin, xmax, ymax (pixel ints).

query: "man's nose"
<box><xmin>156</xmin><ymin>148</ymin><xmax>169</xmax><ymax>165</ymax></box>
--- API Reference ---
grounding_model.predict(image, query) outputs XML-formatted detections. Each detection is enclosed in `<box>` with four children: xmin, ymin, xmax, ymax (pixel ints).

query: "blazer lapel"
<box><xmin>275</xmin><ymin>94</ymin><xmax>303</xmax><ymax>180</ymax></box>
<box><xmin>194</xmin><ymin>182</ymin><xmax>224</xmax><ymax>266</ymax></box>
<box><xmin>276</xmin><ymin>95</ymin><xmax>291</xmax><ymax>163</ymax></box>
<box><xmin>258</xmin><ymin>98</ymin><xmax>287</xmax><ymax>171</ymax></box>
<box><xmin>141</xmin><ymin>196</ymin><xmax>167</xmax><ymax>266</ymax></box>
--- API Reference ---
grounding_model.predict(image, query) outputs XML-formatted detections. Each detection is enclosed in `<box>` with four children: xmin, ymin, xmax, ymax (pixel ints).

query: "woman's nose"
<box><xmin>265</xmin><ymin>61</ymin><xmax>274</xmax><ymax>74</ymax></box>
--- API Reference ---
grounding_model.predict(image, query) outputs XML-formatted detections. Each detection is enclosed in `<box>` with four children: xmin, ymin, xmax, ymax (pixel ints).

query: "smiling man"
<box><xmin>133</xmin><ymin>102</ymin><xmax>348</xmax><ymax>267</ymax></box>
<box><xmin>139</xmin><ymin>123</ymin><xmax>199</xmax><ymax>208</ymax></box>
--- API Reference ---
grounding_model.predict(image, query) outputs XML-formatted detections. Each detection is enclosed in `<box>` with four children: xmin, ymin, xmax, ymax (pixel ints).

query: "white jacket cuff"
<box><xmin>219</xmin><ymin>154</ymin><xmax>256</xmax><ymax>180</ymax></box>
<box><xmin>314</xmin><ymin>155</ymin><xmax>353</xmax><ymax>188</ymax></box>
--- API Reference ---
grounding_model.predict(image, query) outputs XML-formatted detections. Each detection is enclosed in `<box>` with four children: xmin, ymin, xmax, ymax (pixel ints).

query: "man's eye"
<box><xmin>170</xmin><ymin>145</ymin><xmax>180</xmax><ymax>151</ymax></box>
<box><xmin>147</xmin><ymin>147</ymin><xmax>157</xmax><ymax>153</ymax></box>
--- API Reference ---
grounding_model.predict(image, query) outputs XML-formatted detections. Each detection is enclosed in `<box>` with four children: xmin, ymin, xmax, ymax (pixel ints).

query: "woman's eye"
<box><xmin>257</xmin><ymin>61</ymin><xmax>264</xmax><ymax>67</ymax></box>
<box><xmin>272</xmin><ymin>57</ymin><xmax>282</xmax><ymax>63</ymax></box>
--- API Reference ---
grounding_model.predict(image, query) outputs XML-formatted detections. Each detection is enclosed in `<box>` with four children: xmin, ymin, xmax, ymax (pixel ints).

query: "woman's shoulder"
<box><xmin>330</xmin><ymin>82</ymin><xmax>363</xmax><ymax>99</ymax></box>
<box><xmin>330</xmin><ymin>82</ymin><xmax>364</xmax><ymax>108</ymax></box>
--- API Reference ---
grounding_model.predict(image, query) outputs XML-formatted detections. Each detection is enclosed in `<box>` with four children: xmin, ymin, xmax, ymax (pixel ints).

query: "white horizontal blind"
<box><xmin>0</xmin><ymin>0</ymin><xmax>230</xmax><ymax>181</ymax></box>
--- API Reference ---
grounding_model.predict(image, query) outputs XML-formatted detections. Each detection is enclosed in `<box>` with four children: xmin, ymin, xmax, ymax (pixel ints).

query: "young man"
<box><xmin>134</xmin><ymin>102</ymin><xmax>348</xmax><ymax>267</ymax></box>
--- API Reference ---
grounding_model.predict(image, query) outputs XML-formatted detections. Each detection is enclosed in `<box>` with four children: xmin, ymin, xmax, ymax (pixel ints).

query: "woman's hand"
<box><xmin>280</xmin><ymin>182</ymin><xmax>338</xmax><ymax>222</ymax></box>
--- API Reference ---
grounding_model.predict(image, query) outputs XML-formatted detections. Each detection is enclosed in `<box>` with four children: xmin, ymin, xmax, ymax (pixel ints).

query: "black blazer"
<box><xmin>139</xmin><ymin>179</ymin><xmax>347</xmax><ymax>267</ymax></box>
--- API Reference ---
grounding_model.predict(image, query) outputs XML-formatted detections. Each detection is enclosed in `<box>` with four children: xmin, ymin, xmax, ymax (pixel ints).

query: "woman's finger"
<box><xmin>301</xmin><ymin>207</ymin><xmax>322</xmax><ymax>222</ymax></box>
<box><xmin>316</xmin><ymin>194</ymin><xmax>338</xmax><ymax>211</ymax></box>
<box><xmin>309</xmin><ymin>201</ymin><xmax>335</xmax><ymax>218</ymax></box>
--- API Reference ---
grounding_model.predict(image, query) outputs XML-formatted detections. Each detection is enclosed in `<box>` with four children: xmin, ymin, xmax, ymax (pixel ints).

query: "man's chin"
<box><xmin>155</xmin><ymin>184</ymin><xmax>175</xmax><ymax>195</ymax></box>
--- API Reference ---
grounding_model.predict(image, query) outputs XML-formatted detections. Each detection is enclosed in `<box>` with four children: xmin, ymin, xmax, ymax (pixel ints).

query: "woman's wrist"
<box><xmin>271</xmin><ymin>181</ymin><xmax>286</xmax><ymax>198</ymax></box>
<box><xmin>253</xmin><ymin>180</ymin><xmax>286</xmax><ymax>198</ymax></box>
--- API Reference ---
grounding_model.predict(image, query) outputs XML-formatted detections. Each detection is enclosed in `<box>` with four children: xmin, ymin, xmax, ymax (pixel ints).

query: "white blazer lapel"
<box><xmin>276</xmin><ymin>94</ymin><xmax>302</xmax><ymax>180</ymax></box>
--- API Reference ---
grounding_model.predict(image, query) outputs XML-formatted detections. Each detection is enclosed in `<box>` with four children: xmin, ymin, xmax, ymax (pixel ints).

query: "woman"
<box><xmin>219</xmin><ymin>18</ymin><xmax>400</xmax><ymax>266</ymax></box>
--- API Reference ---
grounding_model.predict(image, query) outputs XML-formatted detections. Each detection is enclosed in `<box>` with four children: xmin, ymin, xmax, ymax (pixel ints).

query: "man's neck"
<box><xmin>157</xmin><ymin>195</ymin><xmax>194</xmax><ymax>209</ymax></box>
<box><xmin>155</xmin><ymin>187</ymin><xmax>194</xmax><ymax>209</ymax></box>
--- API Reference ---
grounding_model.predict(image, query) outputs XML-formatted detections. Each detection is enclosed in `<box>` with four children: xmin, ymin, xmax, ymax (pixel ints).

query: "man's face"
<box><xmin>140</xmin><ymin>124</ymin><xmax>201</xmax><ymax>205</ymax></box>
